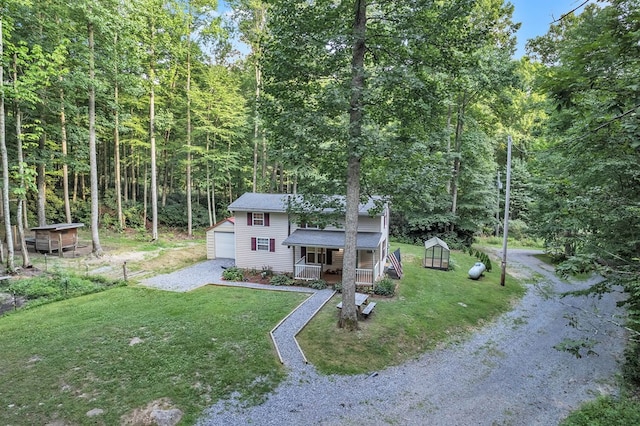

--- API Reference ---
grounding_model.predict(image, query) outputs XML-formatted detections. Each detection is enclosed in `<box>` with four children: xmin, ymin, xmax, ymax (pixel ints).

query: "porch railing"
<box><xmin>294</xmin><ymin>256</ymin><xmax>321</xmax><ymax>281</ymax></box>
<box><xmin>356</xmin><ymin>261</ymin><xmax>379</xmax><ymax>285</ymax></box>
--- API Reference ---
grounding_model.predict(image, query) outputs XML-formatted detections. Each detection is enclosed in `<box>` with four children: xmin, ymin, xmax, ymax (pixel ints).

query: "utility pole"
<box><xmin>500</xmin><ymin>135</ymin><xmax>512</xmax><ymax>286</ymax></box>
<box><xmin>495</xmin><ymin>170</ymin><xmax>502</xmax><ymax>237</ymax></box>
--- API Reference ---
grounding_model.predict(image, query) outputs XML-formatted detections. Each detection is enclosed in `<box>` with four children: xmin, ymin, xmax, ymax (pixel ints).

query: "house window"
<box><xmin>257</xmin><ymin>237</ymin><xmax>269</xmax><ymax>251</ymax></box>
<box><xmin>251</xmin><ymin>237</ymin><xmax>275</xmax><ymax>252</ymax></box>
<box><xmin>299</xmin><ymin>222</ymin><xmax>319</xmax><ymax>230</ymax></box>
<box><xmin>247</xmin><ymin>212</ymin><xmax>270</xmax><ymax>226</ymax></box>
<box><xmin>253</xmin><ymin>213</ymin><xmax>265</xmax><ymax>226</ymax></box>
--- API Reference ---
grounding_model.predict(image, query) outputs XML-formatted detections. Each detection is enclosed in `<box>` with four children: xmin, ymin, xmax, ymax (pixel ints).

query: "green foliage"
<box><xmin>374</xmin><ymin>277</ymin><xmax>395</xmax><ymax>296</ymax></box>
<box><xmin>333</xmin><ymin>281</ymin><xmax>342</xmax><ymax>292</ymax></box>
<box><xmin>467</xmin><ymin>247</ymin><xmax>493</xmax><ymax>272</ymax></box>
<box><xmin>561</xmin><ymin>396</ymin><xmax>640</xmax><ymax>426</ymax></box>
<box><xmin>4</xmin><ymin>272</ymin><xmax>124</xmax><ymax>308</ymax></box>
<box><xmin>623</xmin><ymin>340</ymin><xmax>640</xmax><ymax>387</ymax></box>
<box><xmin>308</xmin><ymin>279</ymin><xmax>327</xmax><ymax>290</ymax></box>
<box><xmin>157</xmin><ymin>197</ymin><xmax>210</xmax><ymax>228</ymax></box>
<box><xmin>553</xmin><ymin>338</ymin><xmax>597</xmax><ymax>359</ymax></box>
<box><xmin>260</xmin><ymin>266</ymin><xmax>273</xmax><ymax>279</ymax></box>
<box><xmin>269</xmin><ymin>274</ymin><xmax>294</xmax><ymax>286</ymax></box>
<box><xmin>222</xmin><ymin>267</ymin><xmax>244</xmax><ymax>282</ymax></box>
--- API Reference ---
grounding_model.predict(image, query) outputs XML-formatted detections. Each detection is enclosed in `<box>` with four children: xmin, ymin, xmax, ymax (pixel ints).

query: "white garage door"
<box><xmin>215</xmin><ymin>232</ymin><xmax>235</xmax><ymax>259</ymax></box>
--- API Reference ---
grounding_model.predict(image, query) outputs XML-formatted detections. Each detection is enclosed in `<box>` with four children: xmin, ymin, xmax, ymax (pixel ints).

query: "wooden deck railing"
<box><xmin>294</xmin><ymin>256</ymin><xmax>321</xmax><ymax>281</ymax></box>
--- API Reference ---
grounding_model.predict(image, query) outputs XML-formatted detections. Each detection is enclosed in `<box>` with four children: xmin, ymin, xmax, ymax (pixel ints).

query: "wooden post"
<box><xmin>123</xmin><ymin>261</ymin><xmax>128</xmax><ymax>281</ymax></box>
<box><xmin>58</xmin><ymin>233</ymin><xmax>63</xmax><ymax>258</ymax></box>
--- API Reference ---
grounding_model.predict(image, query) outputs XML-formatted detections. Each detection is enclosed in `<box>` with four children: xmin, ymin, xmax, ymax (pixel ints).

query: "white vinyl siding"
<box><xmin>357</xmin><ymin>216</ymin><xmax>382</xmax><ymax>232</ymax></box>
<box><xmin>206</xmin><ymin>219</ymin><xmax>235</xmax><ymax>260</ymax></box>
<box><xmin>235</xmin><ymin>212</ymin><xmax>292</xmax><ymax>273</ymax></box>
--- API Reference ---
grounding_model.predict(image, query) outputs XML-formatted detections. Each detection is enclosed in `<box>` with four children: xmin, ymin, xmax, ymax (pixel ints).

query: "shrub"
<box><xmin>270</xmin><ymin>274</ymin><xmax>294</xmax><ymax>286</ymax></box>
<box><xmin>308</xmin><ymin>279</ymin><xmax>327</xmax><ymax>290</ymax></box>
<box><xmin>5</xmin><ymin>272</ymin><xmax>124</xmax><ymax>308</ymax></box>
<box><xmin>260</xmin><ymin>266</ymin><xmax>273</xmax><ymax>279</ymax></box>
<box><xmin>222</xmin><ymin>267</ymin><xmax>244</xmax><ymax>281</ymax></box>
<box><xmin>374</xmin><ymin>277</ymin><xmax>395</xmax><ymax>296</ymax></box>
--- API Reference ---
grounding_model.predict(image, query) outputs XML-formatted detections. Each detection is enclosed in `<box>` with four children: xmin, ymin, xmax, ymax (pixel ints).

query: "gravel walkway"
<box><xmin>197</xmin><ymin>249</ymin><xmax>628</xmax><ymax>425</ymax></box>
<box><xmin>140</xmin><ymin>259</ymin><xmax>336</xmax><ymax>370</ymax></box>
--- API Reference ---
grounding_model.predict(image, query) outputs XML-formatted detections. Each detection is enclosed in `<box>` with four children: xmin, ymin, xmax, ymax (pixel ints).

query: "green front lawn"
<box><xmin>0</xmin><ymin>286</ymin><xmax>306</xmax><ymax>425</ymax></box>
<box><xmin>1</xmin><ymin>241</ymin><xmax>526</xmax><ymax>423</ymax></box>
<box><xmin>298</xmin><ymin>242</ymin><xmax>525</xmax><ymax>374</ymax></box>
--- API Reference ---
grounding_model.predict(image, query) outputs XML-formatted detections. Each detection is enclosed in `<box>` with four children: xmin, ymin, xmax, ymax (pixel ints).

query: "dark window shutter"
<box><xmin>301</xmin><ymin>247</ymin><xmax>306</xmax><ymax>258</ymax></box>
<box><xmin>269</xmin><ymin>238</ymin><xmax>275</xmax><ymax>252</ymax></box>
<box><xmin>327</xmin><ymin>249</ymin><xmax>333</xmax><ymax>265</ymax></box>
<box><xmin>247</xmin><ymin>212</ymin><xmax>253</xmax><ymax>226</ymax></box>
<box><xmin>251</xmin><ymin>237</ymin><xmax>256</xmax><ymax>251</ymax></box>
<box><xmin>264</xmin><ymin>213</ymin><xmax>270</xmax><ymax>227</ymax></box>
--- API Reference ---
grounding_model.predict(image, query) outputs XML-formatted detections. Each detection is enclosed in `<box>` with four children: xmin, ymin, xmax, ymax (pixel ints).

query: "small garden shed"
<box><xmin>423</xmin><ymin>237</ymin><xmax>450</xmax><ymax>270</ymax></box>
<box><xmin>206</xmin><ymin>217</ymin><xmax>235</xmax><ymax>260</ymax></box>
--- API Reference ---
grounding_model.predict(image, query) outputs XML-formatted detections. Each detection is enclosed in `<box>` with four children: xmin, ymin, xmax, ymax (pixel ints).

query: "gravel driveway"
<box><xmin>198</xmin><ymin>249</ymin><xmax>628</xmax><ymax>425</ymax></box>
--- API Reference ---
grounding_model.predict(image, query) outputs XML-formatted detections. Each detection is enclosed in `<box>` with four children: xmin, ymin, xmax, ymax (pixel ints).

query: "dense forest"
<box><xmin>0</xmin><ymin>0</ymin><xmax>638</xmax><ymax>306</ymax></box>
<box><xmin>2</xmin><ymin>0</ymin><xmax>640</xmax><ymax>416</ymax></box>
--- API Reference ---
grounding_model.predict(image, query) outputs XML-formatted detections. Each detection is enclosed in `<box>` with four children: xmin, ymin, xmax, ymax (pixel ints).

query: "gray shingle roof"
<box><xmin>227</xmin><ymin>193</ymin><xmax>386</xmax><ymax>216</ymax></box>
<box><xmin>227</xmin><ymin>193</ymin><xmax>289</xmax><ymax>213</ymax></box>
<box><xmin>282</xmin><ymin>229</ymin><xmax>383</xmax><ymax>250</ymax></box>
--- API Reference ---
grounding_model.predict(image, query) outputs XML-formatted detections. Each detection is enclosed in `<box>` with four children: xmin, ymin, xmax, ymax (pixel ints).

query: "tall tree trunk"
<box><xmin>143</xmin><ymin>162</ymin><xmax>148</xmax><ymax>228</ymax></box>
<box><xmin>445</xmin><ymin>104</ymin><xmax>452</xmax><ymax>194</ymax></box>
<box><xmin>449</xmin><ymin>96</ymin><xmax>465</xmax><ymax>232</ymax></box>
<box><xmin>186</xmin><ymin>5</ymin><xmax>193</xmax><ymax>237</ymax></box>
<box><xmin>73</xmin><ymin>172</ymin><xmax>78</xmax><ymax>203</ymax></box>
<box><xmin>114</xmin><ymin>82</ymin><xmax>123</xmax><ymax>229</ymax></box>
<box><xmin>113</xmin><ymin>31</ymin><xmax>123</xmax><ymax>229</ymax></box>
<box><xmin>88</xmin><ymin>22</ymin><xmax>103</xmax><ymax>256</ymax></box>
<box><xmin>60</xmin><ymin>83</ymin><xmax>72</xmax><ymax>223</ymax></box>
<box><xmin>36</xmin><ymin>132</ymin><xmax>46</xmax><ymax>226</ymax></box>
<box><xmin>206</xmin><ymin>131</ymin><xmax>213</xmax><ymax>226</ymax></box>
<box><xmin>0</xmin><ymin>21</ymin><xmax>15</xmax><ymax>272</ymax></box>
<box><xmin>149</xmin><ymin>39</ymin><xmax>158</xmax><ymax>241</ymax></box>
<box><xmin>339</xmin><ymin>0</ymin><xmax>366</xmax><ymax>331</ymax></box>
<box><xmin>14</xmin><ymin>110</ymin><xmax>30</xmax><ymax>268</ymax></box>
<box><xmin>252</xmin><ymin>66</ymin><xmax>261</xmax><ymax>192</ymax></box>
<box><xmin>13</xmin><ymin>54</ymin><xmax>30</xmax><ymax>268</ymax></box>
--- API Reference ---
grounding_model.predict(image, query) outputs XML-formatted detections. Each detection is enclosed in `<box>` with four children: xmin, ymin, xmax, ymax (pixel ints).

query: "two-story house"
<box><xmin>227</xmin><ymin>192</ymin><xmax>390</xmax><ymax>285</ymax></box>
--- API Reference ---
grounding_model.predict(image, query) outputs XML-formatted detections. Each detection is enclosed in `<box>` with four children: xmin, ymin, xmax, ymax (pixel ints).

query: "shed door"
<box><xmin>215</xmin><ymin>232</ymin><xmax>235</xmax><ymax>259</ymax></box>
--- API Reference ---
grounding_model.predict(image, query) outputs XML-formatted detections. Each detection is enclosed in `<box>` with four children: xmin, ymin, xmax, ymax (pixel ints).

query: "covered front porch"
<box><xmin>282</xmin><ymin>229</ymin><xmax>385</xmax><ymax>285</ymax></box>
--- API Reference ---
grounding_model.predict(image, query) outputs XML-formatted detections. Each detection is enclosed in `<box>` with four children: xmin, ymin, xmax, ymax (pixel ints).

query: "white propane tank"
<box><xmin>468</xmin><ymin>262</ymin><xmax>486</xmax><ymax>280</ymax></box>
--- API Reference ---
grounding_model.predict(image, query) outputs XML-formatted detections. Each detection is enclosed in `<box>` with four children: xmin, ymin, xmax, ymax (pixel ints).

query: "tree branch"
<box><xmin>592</xmin><ymin>103</ymin><xmax>640</xmax><ymax>133</ymax></box>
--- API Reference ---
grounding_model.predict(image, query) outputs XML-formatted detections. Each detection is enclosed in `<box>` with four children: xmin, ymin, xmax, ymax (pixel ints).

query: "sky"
<box><xmin>510</xmin><ymin>0</ymin><xmax>586</xmax><ymax>57</ymax></box>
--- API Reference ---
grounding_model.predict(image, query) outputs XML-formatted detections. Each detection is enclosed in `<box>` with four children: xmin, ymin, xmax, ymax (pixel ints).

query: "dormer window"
<box><xmin>299</xmin><ymin>222</ymin><xmax>319</xmax><ymax>230</ymax></box>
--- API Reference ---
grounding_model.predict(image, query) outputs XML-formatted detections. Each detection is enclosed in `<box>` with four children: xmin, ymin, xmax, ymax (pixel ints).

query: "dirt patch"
<box><xmin>120</xmin><ymin>398</ymin><xmax>183</xmax><ymax>426</ymax></box>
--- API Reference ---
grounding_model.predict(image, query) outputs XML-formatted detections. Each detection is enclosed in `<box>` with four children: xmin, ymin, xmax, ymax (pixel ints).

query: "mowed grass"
<box><xmin>0</xmin><ymin>285</ymin><xmax>307</xmax><ymax>425</ymax></box>
<box><xmin>298</xmin><ymin>242</ymin><xmax>526</xmax><ymax>374</ymax></box>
